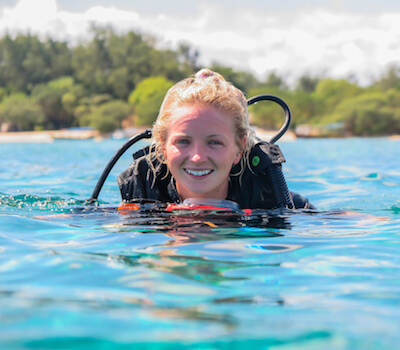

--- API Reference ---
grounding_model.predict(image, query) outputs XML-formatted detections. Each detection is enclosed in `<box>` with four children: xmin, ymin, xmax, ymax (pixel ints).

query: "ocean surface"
<box><xmin>0</xmin><ymin>136</ymin><xmax>399</xmax><ymax>349</ymax></box>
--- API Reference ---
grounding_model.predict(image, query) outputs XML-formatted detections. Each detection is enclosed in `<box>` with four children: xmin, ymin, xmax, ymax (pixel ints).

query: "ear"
<box><xmin>233</xmin><ymin>136</ymin><xmax>247</xmax><ymax>165</ymax></box>
<box><xmin>162</xmin><ymin>145</ymin><xmax>167</xmax><ymax>160</ymax></box>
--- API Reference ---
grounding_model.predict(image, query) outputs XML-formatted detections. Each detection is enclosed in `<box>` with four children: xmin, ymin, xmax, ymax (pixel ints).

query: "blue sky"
<box><xmin>1</xmin><ymin>0</ymin><xmax>400</xmax><ymax>85</ymax></box>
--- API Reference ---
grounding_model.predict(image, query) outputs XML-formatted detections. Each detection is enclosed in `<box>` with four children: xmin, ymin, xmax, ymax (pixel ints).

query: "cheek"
<box><xmin>214</xmin><ymin>148</ymin><xmax>239</xmax><ymax>167</ymax></box>
<box><xmin>164</xmin><ymin>144</ymin><xmax>182</xmax><ymax>162</ymax></box>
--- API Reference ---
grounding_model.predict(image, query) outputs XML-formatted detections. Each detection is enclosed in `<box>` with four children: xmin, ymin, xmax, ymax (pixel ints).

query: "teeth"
<box><xmin>185</xmin><ymin>169</ymin><xmax>212</xmax><ymax>176</ymax></box>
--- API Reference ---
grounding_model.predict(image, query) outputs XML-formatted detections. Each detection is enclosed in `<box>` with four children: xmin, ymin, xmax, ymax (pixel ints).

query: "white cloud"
<box><xmin>1</xmin><ymin>0</ymin><xmax>58</xmax><ymax>34</ymax></box>
<box><xmin>1</xmin><ymin>0</ymin><xmax>400</xmax><ymax>85</ymax></box>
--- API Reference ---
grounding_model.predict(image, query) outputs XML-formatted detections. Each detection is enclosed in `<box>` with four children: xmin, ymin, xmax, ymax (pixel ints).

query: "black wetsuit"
<box><xmin>118</xmin><ymin>142</ymin><xmax>315</xmax><ymax>210</ymax></box>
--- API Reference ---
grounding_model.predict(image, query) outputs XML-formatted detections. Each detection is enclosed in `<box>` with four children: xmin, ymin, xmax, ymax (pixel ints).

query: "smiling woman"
<box><xmin>117</xmin><ymin>68</ymin><xmax>315</xmax><ymax>210</ymax></box>
<box><xmin>163</xmin><ymin>104</ymin><xmax>243</xmax><ymax>200</ymax></box>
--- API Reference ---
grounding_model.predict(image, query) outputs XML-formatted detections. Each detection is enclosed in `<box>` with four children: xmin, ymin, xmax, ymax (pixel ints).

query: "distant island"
<box><xmin>1</xmin><ymin>26</ymin><xmax>400</xmax><ymax>137</ymax></box>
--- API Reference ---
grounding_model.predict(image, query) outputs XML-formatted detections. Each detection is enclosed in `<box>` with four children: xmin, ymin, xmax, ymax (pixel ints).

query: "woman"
<box><xmin>118</xmin><ymin>69</ymin><xmax>314</xmax><ymax>209</ymax></box>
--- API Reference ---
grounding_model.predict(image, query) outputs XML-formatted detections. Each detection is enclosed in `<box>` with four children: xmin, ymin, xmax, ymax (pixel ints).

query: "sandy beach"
<box><xmin>0</xmin><ymin>129</ymin><xmax>99</xmax><ymax>143</ymax></box>
<box><xmin>0</xmin><ymin>127</ymin><xmax>297</xmax><ymax>143</ymax></box>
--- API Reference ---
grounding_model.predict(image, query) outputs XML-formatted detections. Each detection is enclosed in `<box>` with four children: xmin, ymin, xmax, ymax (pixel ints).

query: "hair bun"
<box><xmin>195</xmin><ymin>68</ymin><xmax>215</xmax><ymax>79</ymax></box>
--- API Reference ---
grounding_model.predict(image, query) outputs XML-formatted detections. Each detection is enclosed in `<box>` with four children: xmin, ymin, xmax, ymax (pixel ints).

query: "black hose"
<box><xmin>267</xmin><ymin>164</ymin><xmax>294</xmax><ymax>209</ymax></box>
<box><xmin>88</xmin><ymin>129</ymin><xmax>152</xmax><ymax>203</ymax></box>
<box><xmin>247</xmin><ymin>95</ymin><xmax>294</xmax><ymax>209</ymax></box>
<box><xmin>247</xmin><ymin>94</ymin><xmax>291</xmax><ymax>144</ymax></box>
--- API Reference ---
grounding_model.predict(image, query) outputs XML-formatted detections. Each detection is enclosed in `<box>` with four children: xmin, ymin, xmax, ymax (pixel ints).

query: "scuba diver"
<box><xmin>117</xmin><ymin>68</ymin><xmax>315</xmax><ymax>210</ymax></box>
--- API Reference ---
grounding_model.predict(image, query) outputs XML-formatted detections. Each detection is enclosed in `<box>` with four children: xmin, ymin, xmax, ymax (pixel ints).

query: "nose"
<box><xmin>189</xmin><ymin>143</ymin><xmax>207</xmax><ymax>163</ymax></box>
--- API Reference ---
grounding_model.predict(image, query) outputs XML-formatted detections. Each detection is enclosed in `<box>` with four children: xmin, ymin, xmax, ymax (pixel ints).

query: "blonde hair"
<box><xmin>152</xmin><ymin>69</ymin><xmax>255</xmax><ymax>168</ymax></box>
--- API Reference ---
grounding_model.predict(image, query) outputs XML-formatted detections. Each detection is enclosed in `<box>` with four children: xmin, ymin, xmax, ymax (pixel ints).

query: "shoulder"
<box><xmin>117</xmin><ymin>155</ymin><xmax>150</xmax><ymax>186</ymax></box>
<box><xmin>118</xmin><ymin>147</ymin><xmax>167</xmax><ymax>185</ymax></box>
<box><xmin>230</xmin><ymin>141</ymin><xmax>315</xmax><ymax>210</ymax></box>
<box><xmin>117</xmin><ymin>146</ymin><xmax>174</xmax><ymax>203</ymax></box>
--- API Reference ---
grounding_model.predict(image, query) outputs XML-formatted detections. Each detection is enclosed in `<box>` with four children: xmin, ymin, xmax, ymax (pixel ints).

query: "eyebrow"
<box><xmin>170</xmin><ymin>133</ymin><xmax>190</xmax><ymax>138</ymax></box>
<box><xmin>206</xmin><ymin>134</ymin><xmax>227</xmax><ymax>139</ymax></box>
<box><xmin>171</xmin><ymin>133</ymin><xmax>225</xmax><ymax>138</ymax></box>
<box><xmin>169</xmin><ymin>133</ymin><xmax>229</xmax><ymax>141</ymax></box>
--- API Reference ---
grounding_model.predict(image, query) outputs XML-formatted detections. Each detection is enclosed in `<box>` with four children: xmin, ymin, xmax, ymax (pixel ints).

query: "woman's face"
<box><xmin>163</xmin><ymin>104</ymin><xmax>243</xmax><ymax>201</ymax></box>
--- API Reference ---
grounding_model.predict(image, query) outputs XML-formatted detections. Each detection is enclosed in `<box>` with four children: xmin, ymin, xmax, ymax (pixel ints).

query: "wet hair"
<box><xmin>152</xmin><ymin>68</ymin><xmax>256</xmax><ymax>170</ymax></box>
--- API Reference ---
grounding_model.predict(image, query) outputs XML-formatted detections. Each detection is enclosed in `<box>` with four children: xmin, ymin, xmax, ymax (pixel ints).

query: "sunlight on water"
<box><xmin>0</xmin><ymin>138</ymin><xmax>400</xmax><ymax>349</ymax></box>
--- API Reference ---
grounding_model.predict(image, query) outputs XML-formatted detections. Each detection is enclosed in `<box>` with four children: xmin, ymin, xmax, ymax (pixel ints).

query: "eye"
<box><xmin>209</xmin><ymin>140</ymin><xmax>224</xmax><ymax>146</ymax></box>
<box><xmin>175</xmin><ymin>138</ymin><xmax>190</xmax><ymax>145</ymax></box>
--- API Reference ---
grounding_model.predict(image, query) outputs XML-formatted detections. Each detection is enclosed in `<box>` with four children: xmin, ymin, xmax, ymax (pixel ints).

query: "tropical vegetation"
<box><xmin>1</xmin><ymin>26</ymin><xmax>400</xmax><ymax>136</ymax></box>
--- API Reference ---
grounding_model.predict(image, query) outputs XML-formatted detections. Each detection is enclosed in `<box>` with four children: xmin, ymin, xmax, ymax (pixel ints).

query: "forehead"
<box><xmin>168</xmin><ymin>104</ymin><xmax>235</xmax><ymax>133</ymax></box>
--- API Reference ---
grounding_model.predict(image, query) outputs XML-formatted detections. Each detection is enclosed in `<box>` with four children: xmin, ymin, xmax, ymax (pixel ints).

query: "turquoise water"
<box><xmin>1</xmin><ymin>137</ymin><xmax>400</xmax><ymax>349</ymax></box>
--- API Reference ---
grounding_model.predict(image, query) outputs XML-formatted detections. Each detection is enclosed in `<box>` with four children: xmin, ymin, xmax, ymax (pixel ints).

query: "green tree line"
<box><xmin>248</xmin><ymin>69</ymin><xmax>400</xmax><ymax>136</ymax></box>
<box><xmin>1</xmin><ymin>26</ymin><xmax>400</xmax><ymax>135</ymax></box>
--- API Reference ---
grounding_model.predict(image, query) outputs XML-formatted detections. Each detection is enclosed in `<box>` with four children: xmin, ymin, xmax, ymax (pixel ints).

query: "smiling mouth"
<box><xmin>185</xmin><ymin>169</ymin><xmax>213</xmax><ymax>177</ymax></box>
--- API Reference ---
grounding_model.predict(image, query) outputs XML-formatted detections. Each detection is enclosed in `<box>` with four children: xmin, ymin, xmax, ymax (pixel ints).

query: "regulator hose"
<box><xmin>246</xmin><ymin>94</ymin><xmax>291</xmax><ymax>144</ymax></box>
<box><xmin>248</xmin><ymin>94</ymin><xmax>294</xmax><ymax>209</ymax></box>
<box><xmin>88</xmin><ymin>128</ymin><xmax>152</xmax><ymax>203</ymax></box>
<box><xmin>267</xmin><ymin>164</ymin><xmax>294</xmax><ymax>209</ymax></box>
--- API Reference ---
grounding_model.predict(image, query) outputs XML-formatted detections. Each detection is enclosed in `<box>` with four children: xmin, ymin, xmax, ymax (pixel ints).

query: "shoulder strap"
<box><xmin>248</xmin><ymin>141</ymin><xmax>286</xmax><ymax>174</ymax></box>
<box><xmin>132</xmin><ymin>145</ymin><xmax>151</xmax><ymax>160</ymax></box>
<box><xmin>245</xmin><ymin>141</ymin><xmax>294</xmax><ymax>208</ymax></box>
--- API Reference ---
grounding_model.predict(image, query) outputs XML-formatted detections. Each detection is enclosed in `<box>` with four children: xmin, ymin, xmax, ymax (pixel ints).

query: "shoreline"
<box><xmin>0</xmin><ymin>128</ymin><xmax>297</xmax><ymax>143</ymax></box>
<box><xmin>0</xmin><ymin>129</ymin><xmax>99</xmax><ymax>143</ymax></box>
<box><xmin>1</xmin><ymin>128</ymin><xmax>399</xmax><ymax>143</ymax></box>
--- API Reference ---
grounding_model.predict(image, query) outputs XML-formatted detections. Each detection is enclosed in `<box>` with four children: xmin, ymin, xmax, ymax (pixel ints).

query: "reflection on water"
<box><xmin>0</xmin><ymin>193</ymin><xmax>397</xmax><ymax>350</ymax></box>
<box><xmin>1</xmin><ymin>138</ymin><xmax>400</xmax><ymax>348</ymax></box>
